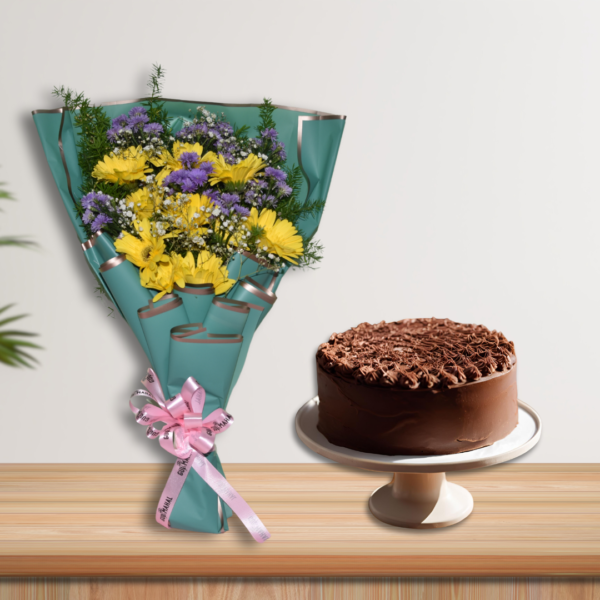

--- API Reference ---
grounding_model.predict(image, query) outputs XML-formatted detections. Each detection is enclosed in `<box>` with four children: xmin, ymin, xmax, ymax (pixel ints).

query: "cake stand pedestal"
<box><xmin>295</xmin><ymin>398</ymin><xmax>541</xmax><ymax>529</ymax></box>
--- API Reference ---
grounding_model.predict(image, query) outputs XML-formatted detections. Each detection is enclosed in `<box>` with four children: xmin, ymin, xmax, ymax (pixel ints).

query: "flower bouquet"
<box><xmin>33</xmin><ymin>67</ymin><xmax>345</xmax><ymax>541</ymax></box>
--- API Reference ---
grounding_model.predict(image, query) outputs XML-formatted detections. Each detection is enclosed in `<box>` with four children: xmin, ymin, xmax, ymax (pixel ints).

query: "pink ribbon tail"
<box><xmin>191</xmin><ymin>453</ymin><xmax>271</xmax><ymax>543</ymax></box>
<box><xmin>155</xmin><ymin>449</ymin><xmax>270</xmax><ymax>543</ymax></box>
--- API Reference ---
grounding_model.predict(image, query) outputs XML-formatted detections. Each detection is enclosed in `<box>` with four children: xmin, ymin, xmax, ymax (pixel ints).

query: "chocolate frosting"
<box><xmin>316</xmin><ymin>318</ymin><xmax>519</xmax><ymax>456</ymax></box>
<box><xmin>316</xmin><ymin>318</ymin><xmax>516</xmax><ymax>390</ymax></box>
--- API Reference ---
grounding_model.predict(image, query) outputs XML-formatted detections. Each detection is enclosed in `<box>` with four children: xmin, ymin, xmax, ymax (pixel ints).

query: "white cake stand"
<box><xmin>295</xmin><ymin>398</ymin><xmax>541</xmax><ymax>529</ymax></box>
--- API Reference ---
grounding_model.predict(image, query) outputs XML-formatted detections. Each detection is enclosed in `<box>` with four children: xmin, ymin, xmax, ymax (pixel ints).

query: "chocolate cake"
<box><xmin>316</xmin><ymin>318</ymin><xmax>518</xmax><ymax>456</ymax></box>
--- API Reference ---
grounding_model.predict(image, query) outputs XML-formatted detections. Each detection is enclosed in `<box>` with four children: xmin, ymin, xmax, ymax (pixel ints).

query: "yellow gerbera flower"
<box><xmin>114</xmin><ymin>219</ymin><xmax>169</xmax><ymax>271</ymax></box>
<box><xmin>156</xmin><ymin>142</ymin><xmax>218</xmax><ymax>185</ymax></box>
<box><xmin>182</xmin><ymin>251</ymin><xmax>235</xmax><ymax>295</ymax></box>
<box><xmin>182</xmin><ymin>194</ymin><xmax>214</xmax><ymax>234</ymax></box>
<box><xmin>246</xmin><ymin>206</ymin><xmax>277</xmax><ymax>232</ymax></box>
<box><xmin>208</xmin><ymin>154</ymin><xmax>266</xmax><ymax>186</ymax></box>
<box><xmin>141</xmin><ymin>252</ymin><xmax>187</xmax><ymax>301</ymax></box>
<box><xmin>125</xmin><ymin>188</ymin><xmax>154</xmax><ymax>220</ymax></box>
<box><xmin>146</xmin><ymin>148</ymin><xmax>169</xmax><ymax>168</ymax></box>
<box><xmin>92</xmin><ymin>146</ymin><xmax>152</xmax><ymax>184</ymax></box>
<box><xmin>247</xmin><ymin>208</ymin><xmax>304</xmax><ymax>264</ymax></box>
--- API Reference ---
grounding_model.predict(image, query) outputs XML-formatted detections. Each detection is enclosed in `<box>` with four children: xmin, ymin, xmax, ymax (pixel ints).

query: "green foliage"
<box><xmin>258</xmin><ymin>98</ymin><xmax>277</xmax><ymax>132</ymax></box>
<box><xmin>0</xmin><ymin>182</ymin><xmax>12</xmax><ymax>202</ymax></box>
<box><xmin>233</xmin><ymin>124</ymin><xmax>250</xmax><ymax>141</ymax></box>
<box><xmin>143</xmin><ymin>64</ymin><xmax>171</xmax><ymax>134</ymax></box>
<box><xmin>0</xmin><ymin>305</ymin><xmax>42</xmax><ymax>368</ymax></box>
<box><xmin>297</xmin><ymin>238</ymin><xmax>324</xmax><ymax>269</ymax></box>
<box><xmin>0</xmin><ymin>180</ymin><xmax>41</xmax><ymax>368</ymax></box>
<box><xmin>0</xmin><ymin>182</ymin><xmax>37</xmax><ymax>249</ymax></box>
<box><xmin>52</xmin><ymin>85</ymin><xmax>112</xmax><ymax>202</ymax></box>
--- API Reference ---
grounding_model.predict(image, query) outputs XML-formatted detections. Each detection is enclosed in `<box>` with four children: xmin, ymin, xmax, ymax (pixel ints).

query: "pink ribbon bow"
<box><xmin>130</xmin><ymin>368</ymin><xmax>270</xmax><ymax>543</ymax></box>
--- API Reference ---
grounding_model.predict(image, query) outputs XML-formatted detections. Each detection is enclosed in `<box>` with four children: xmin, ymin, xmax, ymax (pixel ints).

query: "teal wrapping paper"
<box><xmin>269</xmin><ymin>264</ymin><xmax>290</xmax><ymax>295</ymax></box>
<box><xmin>99</xmin><ymin>255</ymin><xmax>153</xmax><ymax>361</ymax></box>
<box><xmin>202</xmin><ymin>298</ymin><xmax>250</xmax><ymax>336</ymax></box>
<box><xmin>33</xmin><ymin>98</ymin><xmax>345</xmax><ymax>538</ymax></box>
<box><xmin>229</xmin><ymin>302</ymin><xmax>263</xmax><ymax>397</ymax></box>
<box><xmin>82</xmin><ymin>232</ymin><xmax>122</xmax><ymax>313</ymax></box>
<box><xmin>89</xmin><ymin>230</ymin><xmax>119</xmax><ymax>262</ymax></box>
<box><xmin>173</xmin><ymin>283</ymin><xmax>215</xmax><ymax>324</ymax></box>
<box><xmin>226</xmin><ymin>252</ymin><xmax>276</xmax><ymax>297</ymax></box>
<box><xmin>229</xmin><ymin>277</ymin><xmax>277</xmax><ymax>327</ymax></box>
<box><xmin>81</xmin><ymin>245</ymin><xmax>121</xmax><ymax>313</ymax></box>
<box><xmin>167</xmin><ymin>326</ymin><xmax>243</xmax><ymax>411</ymax></box>
<box><xmin>138</xmin><ymin>294</ymin><xmax>189</xmax><ymax>396</ymax></box>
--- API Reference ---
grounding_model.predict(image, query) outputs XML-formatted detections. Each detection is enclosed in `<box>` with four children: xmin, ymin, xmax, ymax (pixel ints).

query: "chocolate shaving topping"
<box><xmin>316</xmin><ymin>318</ymin><xmax>516</xmax><ymax>390</ymax></box>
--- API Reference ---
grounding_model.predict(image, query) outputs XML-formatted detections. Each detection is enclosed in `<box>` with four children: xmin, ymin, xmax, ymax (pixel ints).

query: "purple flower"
<box><xmin>82</xmin><ymin>209</ymin><xmax>94</xmax><ymax>224</ymax></box>
<box><xmin>163</xmin><ymin>165</ymin><xmax>211</xmax><ymax>193</ymax></box>
<box><xmin>179</xmin><ymin>152</ymin><xmax>199</xmax><ymax>169</ymax></box>
<box><xmin>203</xmin><ymin>187</ymin><xmax>218</xmax><ymax>201</ymax></box>
<box><xmin>128</xmin><ymin>106</ymin><xmax>148</xmax><ymax>118</ymax></box>
<box><xmin>220</xmin><ymin>193</ymin><xmax>240</xmax><ymax>207</ymax></box>
<box><xmin>217</xmin><ymin>122</ymin><xmax>233</xmax><ymax>136</ymax></box>
<box><xmin>81</xmin><ymin>191</ymin><xmax>112</xmax><ymax>210</ymax></box>
<box><xmin>81</xmin><ymin>192</ymin><xmax>96</xmax><ymax>210</ymax></box>
<box><xmin>212</xmin><ymin>198</ymin><xmax>230</xmax><ymax>216</ymax></box>
<box><xmin>91</xmin><ymin>213</ymin><xmax>113</xmax><ymax>232</ymax></box>
<box><xmin>265</xmin><ymin>167</ymin><xmax>287</xmax><ymax>182</ymax></box>
<box><xmin>277</xmin><ymin>182</ymin><xmax>293</xmax><ymax>196</ymax></box>
<box><xmin>143</xmin><ymin>123</ymin><xmax>164</xmax><ymax>136</ymax></box>
<box><xmin>199</xmin><ymin>161</ymin><xmax>214</xmax><ymax>174</ymax></box>
<box><xmin>107</xmin><ymin>128</ymin><xmax>119</xmax><ymax>142</ymax></box>
<box><xmin>182</xmin><ymin>169</ymin><xmax>209</xmax><ymax>192</ymax></box>
<box><xmin>261</xmin><ymin>128</ymin><xmax>278</xmax><ymax>141</ymax></box>
<box><xmin>233</xmin><ymin>204</ymin><xmax>250</xmax><ymax>217</ymax></box>
<box><xmin>177</xmin><ymin>121</ymin><xmax>209</xmax><ymax>139</ymax></box>
<box><xmin>128</xmin><ymin>114</ymin><xmax>149</xmax><ymax>130</ymax></box>
<box><xmin>112</xmin><ymin>115</ymin><xmax>129</xmax><ymax>129</ymax></box>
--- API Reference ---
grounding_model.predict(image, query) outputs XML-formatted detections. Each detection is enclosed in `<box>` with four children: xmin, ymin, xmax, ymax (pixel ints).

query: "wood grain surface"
<box><xmin>1</xmin><ymin>577</ymin><xmax>600</xmax><ymax>600</ymax></box>
<box><xmin>0</xmin><ymin>463</ymin><xmax>599</xmax><ymax>577</ymax></box>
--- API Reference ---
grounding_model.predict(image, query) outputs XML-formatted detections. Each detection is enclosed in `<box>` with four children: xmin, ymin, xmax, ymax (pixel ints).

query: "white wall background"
<box><xmin>0</xmin><ymin>0</ymin><xmax>598</xmax><ymax>463</ymax></box>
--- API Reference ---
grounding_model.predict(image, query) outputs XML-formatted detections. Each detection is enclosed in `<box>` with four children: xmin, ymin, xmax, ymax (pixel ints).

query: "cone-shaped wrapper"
<box><xmin>84</xmin><ymin>230</ymin><xmax>119</xmax><ymax>262</ymax></box>
<box><xmin>294</xmin><ymin>116</ymin><xmax>346</xmax><ymax>240</ymax></box>
<box><xmin>202</xmin><ymin>298</ymin><xmax>250</xmax><ymax>336</ymax></box>
<box><xmin>168</xmin><ymin>325</ymin><xmax>243</xmax><ymax>411</ymax></box>
<box><xmin>268</xmin><ymin>264</ymin><xmax>289</xmax><ymax>295</ymax></box>
<box><xmin>228</xmin><ymin>302</ymin><xmax>264</xmax><ymax>400</ymax></box>
<box><xmin>100</xmin><ymin>255</ymin><xmax>153</xmax><ymax>360</ymax></box>
<box><xmin>80</xmin><ymin>245</ymin><xmax>121</xmax><ymax>312</ymax></box>
<box><xmin>169</xmin><ymin>450</ymin><xmax>230</xmax><ymax>534</ymax></box>
<box><xmin>33</xmin><ymin>110</ymin><xmax>87</xmax><ymax>243</ymax></box>
<box><xmin>228</xmin><ymin>277</ymin><xmax>277</xmax><ymax>327</ymax></box>
<box><xmin>226</xmin><ymin>252</ymin><xmax>277</xmax><ymax>296</ymax></box>
<box><xmin>82</xmin><ymin>232</ymin><xmax>123</xmax><ymax>315</ymax></box>
<box><xmin>138</xmin><ymin>294</ymin><xmax>189</xmax><ymax>397</ymax></box>
<box><xmin>247</xmin><ymin>270</ymin><xmax>278</xmax><ymax>289</ymax></box>
<box><xmin>174</xmin><ymin>283</ymin><xmax>215</xmax><ymax>324</ymax></box>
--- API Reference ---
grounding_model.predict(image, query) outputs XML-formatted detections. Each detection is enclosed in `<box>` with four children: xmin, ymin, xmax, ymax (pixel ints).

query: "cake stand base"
<box><xmin>295</xmin><ymin>397</ymin><xmax>541</xmax><ymax>531</ymax></box>
<box><xmin>369</xmin><ymin>472</ymin><xmax>473</xmax><ymax>528</ymax></box>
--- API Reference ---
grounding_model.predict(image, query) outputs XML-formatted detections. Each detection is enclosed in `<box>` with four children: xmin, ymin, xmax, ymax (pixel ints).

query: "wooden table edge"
<box><xmin>1</xmin><ymin>555</ymin><xmax>599</xmax><ymax>577</ymax></box>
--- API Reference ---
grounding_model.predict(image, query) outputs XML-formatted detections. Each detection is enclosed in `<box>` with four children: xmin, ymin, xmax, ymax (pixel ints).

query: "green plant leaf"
<box><xmin>0</xmin><ymin>305</ymin><xmax>42</xmax><ymax>368</ymax></box>
<box><xmin>0</xmin><ymin>236</ymin><xmax>37</xmax><ymax>249</ymax></box>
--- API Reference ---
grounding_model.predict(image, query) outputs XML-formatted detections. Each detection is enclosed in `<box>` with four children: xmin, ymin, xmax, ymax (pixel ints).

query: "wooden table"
<box><xmin>0</xmin><ymin>463</ymin><xmax>599</xmax><ymax>598</ymax></box>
